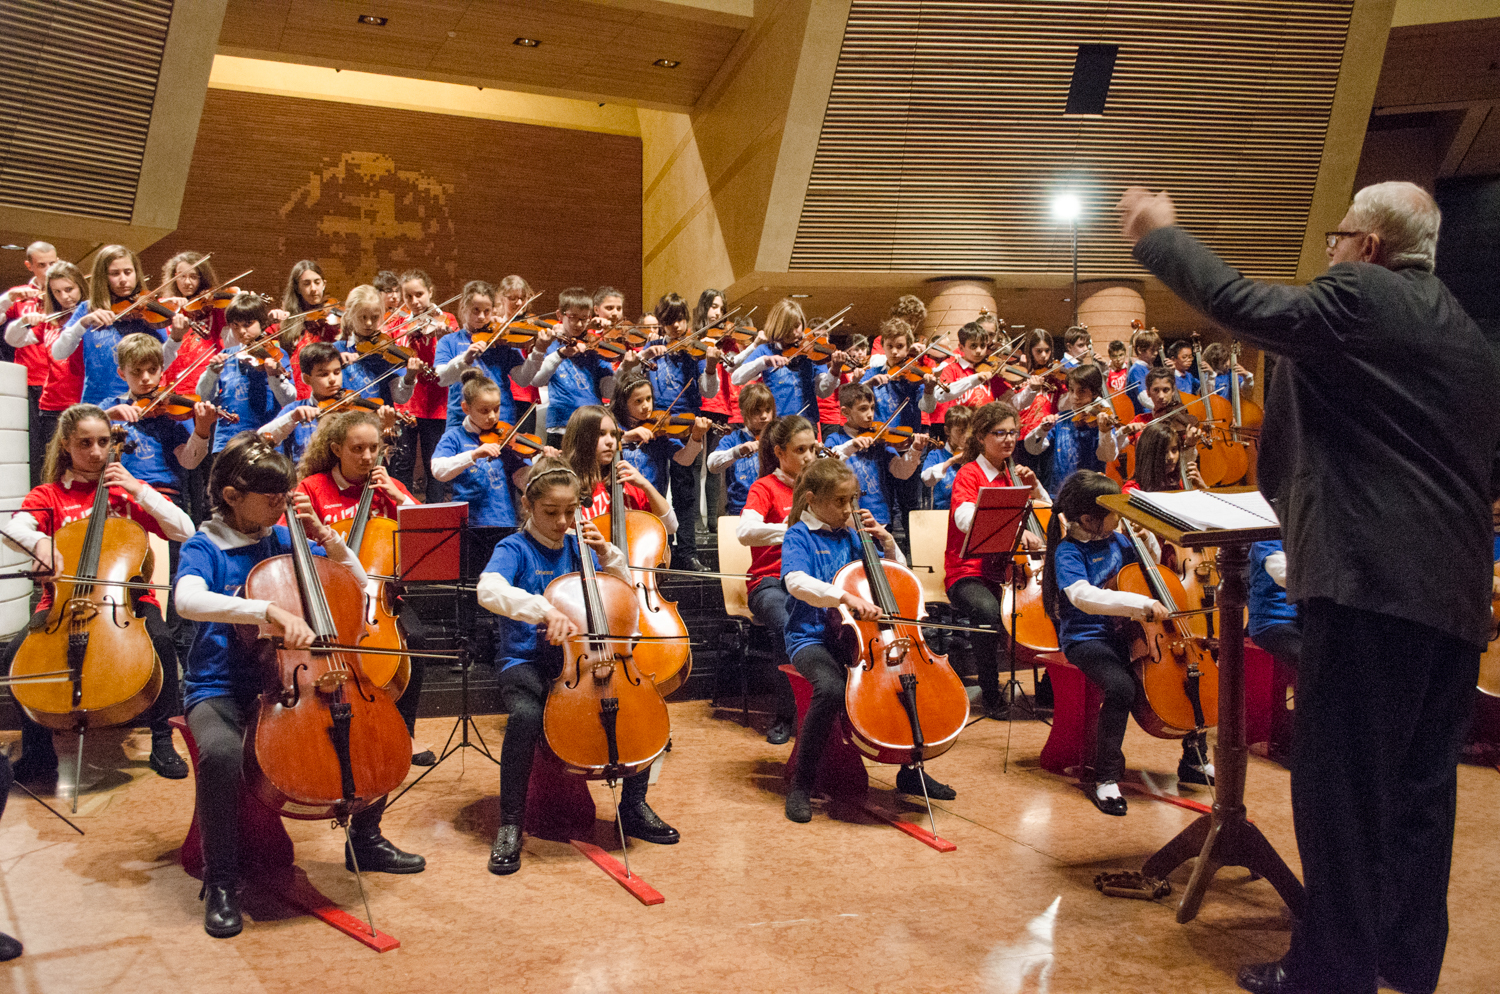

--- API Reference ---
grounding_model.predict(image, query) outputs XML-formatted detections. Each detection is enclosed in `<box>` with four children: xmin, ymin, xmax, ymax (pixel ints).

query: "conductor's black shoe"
<box><xmin>896</xmin><ymin>766</ymin><xmax>957</xmax><ymax>801</ymax></box>
<box><xmin>0</xmin><ymin>931</ymin><xmax>21</xmax><ymax>961</ymax></box>
<box><xmin>202</xmin><ymin>884</ymin><xmax>243</xmax><ymax>938</ymax></box>
<box><xmin>1177</xmin><ymin>757</ymin><xmax>1216</xmax><ymax>786</ymax></box>
<box><xmin>1091</xmin><ymin>782</ymin><xmax>1128</xmax><ymax>816</ymax></box>
<box><xmin>346</xmin><ymin>837</ymin><xmax>426</xmax><ymax>874</ymax></box>
<box><xmin>618</xmin><ymin>800</ymin><xmax>680</xmax><ymax>844</ymax></box>
<box><xmin>765</xmin><ymin>717</ymin><xmax>794</xmax><ymax>745</ymax></box>
<box><xmin>411</xmin><ymin>750</ymin><xmax>437</xmax><ymax>767</ymax></box>
<box><xmin>785</xmin><ymin>785</ymin><xmax>812</xmax><ymax>823</ymax></box>
<box><xmin>1237</xmin><ymin>960</ymin><xmax>1317</xmax><ymax>994</ymax></box>
<box><xmin>148</xmin><ymin>738</ymin><xmax>189</xmax><ymax>779</ymax></box>
<box><xmin>488</xmin><ymin>824</ymin><xmax>522</xmax><ymax>875</ymax></box>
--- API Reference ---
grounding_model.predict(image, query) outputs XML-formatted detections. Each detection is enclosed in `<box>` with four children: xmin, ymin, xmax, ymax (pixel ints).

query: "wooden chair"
<box><xmin>713</xmin><ymin>516</ymin><xmax>756</xmax><ymax>724</ymax></box>
<box><xmin>905</xmin><ymin>510</ymin><xmax>950</xmax><ymax>605</ymax></box>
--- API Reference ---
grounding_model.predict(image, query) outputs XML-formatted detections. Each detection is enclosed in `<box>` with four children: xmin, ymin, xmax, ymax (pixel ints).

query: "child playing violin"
<box><xmin>738</xmin><ymin>414</ymin><xmax>819</xmax><ymax>743</ymax></box>
<box><xmin>1023</xmin><ymin>364</ymin><xmax>1121</xmax><ymax>497</ymax></box>
<box><xmin>781</xmin><ymin>457</ymin><xmax>955</xmax><ymax>822</ymax></box>
<box><xmin>338</xmin><ymin>284</ymin><xmax>417</xmax><ymax>408</ymax></box>
<box><xmin>708</xmin><ymin>382</ymin><xmax>775</xmax><ymax>516</ymax></box>
<box><xmin>7</xmin><ymin>262</ymin><xmax>95</xmax><ymax>471</ymax></box>
<box><xmin>1059</xmin><ymin>326</ymin><xmax>1094</xmax><ymax>370</ymax></box>
<box><xmin>392</xmin><ymin>269</ymin><xmax>458</xmax><ymax>502</ymax></box>
<box><xmin>1201</xmin><ymin>342</ymin><xmax>1254</xmax><ymax>398</ymax></box>
<box><xmin>295</xmin><ymin>411</ymin><xmax>435</xmax><ymax>765</ymax></box>
<box><xmin>435</xmin><ymin>280</ymin><xmax>528</xmax><ymax>430</ymax></box>
<box><xmin>730</xmin><ymin>298</ymin><xmax>842</xmax><ymax>427</ymax></box>
<box><xmin>174</xmin><ymin>432</ymin><xmax>425</xmax><ymax>938</ymax></box>
<box><xmin>1166</xmin><ymin>340</ymin><xmax>1199</xmax><ymax>394</ymax></box>
<box><xmin>943</xmin><ymin>401</ymin><xmax>1050</xmax><ymax>714</ymax></box>
<box><xmin>1126</xmin><ymin>419</ymin><xmax>1205</xmax><ymax>494</ymax></box>
<box><xmin>1103</xmin><ymin>339</ymin><xmax>1132</xmax><ymax>410</ymax></box>
<box><xmin>275</xmin><ymin>260</ymin><xmax>341</xmax><ymax>398</ymax></box>
<box><xmin>497</xmin><ymin>275</ymin><xmax>541</xmax><ymax>428</ymax></box>
<box><xmin>477</xmin><ymin>457</ymin><xmax>681</xmax><ymax>875</ymax></box>
<box><xmin>0</xmin><ymin>404</ymin><xmax>196</xmax><ymax>785</ymax></box>
<box><xmin>197</xmin><ymin>293</ymin><xmax>296</xmax><ymax>454</ymax></box>
<box><xmin>1119</xmin><ymin>369</ymin><xmax>1202</xmax><ymax>456</ymax></box>
<box><xmin>1012</xmin><ymin>328</ymin><xmax>1063</xmax><ymax>439</ymax></box>
<box><xmin>430</xmin><ymin>370</ymin><xmax>526</xmax><ymax>564</ymax></box>
<box><xmin>158</xmin><ymin>251</ymin><xmax>225</xmax><ymax>384</ymax></box>
<box><xmin>258</xmin><ymin>342</ymin><xmax>348</xmax><ymax>465</ymax></box>
<box><xmin>864</xmin><ymin>319</ymin><xmax>942</xmax><ymax>528</ymax></box>
<box><xmin>53</xmin><ymin>245</ymin><xmax>187</xmax><ymax>407</ymax></box>
<box><xmin>103</xmin><ymin>334</ymin><xmax>217</xmax><ymax>507</ymax></box>
<box><xmin>822</xmin><ymin>382</ymin><xmax>927</xmax><ymax>538</ymax></box>
<box><xmin>611</xmin><ymin>373</ymin><xmax>712</xmax><ymax>502</ymax></box>
<box><xmin>930</xmin><ymin>322</ymin><xmax>1011</xmax><ymax>423</ymax></box>
<box><xmin>1039</xmin><ymin>470</ymin><xmax>1212</xmax><ymax>817</ymax></box>
<box><xmin>1124</xmin><ymin>327</ymin><xmax>1162</xmax><ymax>413</ymax></box>
<box><xmin>562</xmin><ymin>404</ymin><xmax>677</xmax><ymax>529</ymax></box>
<box><xmin>920</xmin><ymin>404</ymin><xmax>973</xmax><ymax>511</ymax></box>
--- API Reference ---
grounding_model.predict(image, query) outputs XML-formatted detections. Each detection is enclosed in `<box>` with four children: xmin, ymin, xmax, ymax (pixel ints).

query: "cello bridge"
<box><xmin>590</xmin><ymin>657</ymin><xmax>618</xmax><ymax>680</ymax></box>
<box><xmin>63</xmin><ymin>598</ymin><xmax>100</xmax><ymax>623</ymax></box>
<box><xmin>314</xmin><ymin>671</ymin><xmax>350</xmax><ymax>694</ymax></box>
<box><xmin>882</xmin><ymin>638</ymin><xmax>914</xmax><ymax>667</ymax></box>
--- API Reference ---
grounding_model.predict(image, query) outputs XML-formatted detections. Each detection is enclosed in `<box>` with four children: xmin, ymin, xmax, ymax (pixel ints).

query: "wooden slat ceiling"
<box><xmin>217</xmin><ymin>0</ymin><xmax>744</xmax><ymax>109</ymax></box>
<box><xmin>0</xmin><ymin>0</ymin><xmax>173</xmax><ymax>222</ymax></box>
<box><xmin>791</xmin><ymin>0</ymin><xmax>1355</xmax><ymax>280</ymax></box>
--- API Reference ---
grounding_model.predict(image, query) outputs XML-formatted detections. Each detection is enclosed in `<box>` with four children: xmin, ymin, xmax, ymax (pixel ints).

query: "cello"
<box><xmin>595</xmin><ymin>458</ymin><xmax>692</xmax><ymax>695</ymax></box>
<box><xmin>1114</xmin><ymin>524</ymin><xmax>1220</xmax><ymax>739</ymax></box>
<box><xmin>541</xmin><ymin>520</ymin><xmax>670</xmax><ymax>780</ymax></box>
<box><xmin>835</xmin><ymin>507</ymin><xmax>970</xmax><ymax>809</ymax></box>
<box><xmin>328</xmin><ymin>429</ymin><xmax>410</xmax><ymax>698</ymax></box>
<box><xmin>239</xmin><ymin>495</ymin><xmax>410</xmax><ymax>821</ymax></box>
<box><xmin>9</xmin><ymin>427</ymin><xmax>163</xmax><ymax>755</ymax></box>
<box><xmin>999</xmin><ymin>464</ymin><xmax>1061</xmax><ymax>654</ymax></box>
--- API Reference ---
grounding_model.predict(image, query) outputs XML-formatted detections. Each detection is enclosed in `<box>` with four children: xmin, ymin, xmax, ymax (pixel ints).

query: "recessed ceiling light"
<box><xmin>514</xmin><ymin>37</ymin><xmax>540</xmax><ymax>47</ymax></box>
<box><xmin>0</xmin><ymin>244</ymin><xmax>22</xmax><ymax>251</ymax></box>
<box><xmin>791</xmin><ymin>293</ymin><xmax>810</xmax><ymax>299</ymax></box>
<box><xmin>357</xmin><ymin>14</ymin><xmax>387</xmax><ymax>26</ymax></box>
<box><xmin>653</xmin><ymin>58</ymin><xmax>680</xmax><ymax>68</ymax></box>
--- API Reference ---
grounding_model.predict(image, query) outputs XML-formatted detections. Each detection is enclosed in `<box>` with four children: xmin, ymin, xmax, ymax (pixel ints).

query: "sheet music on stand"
<box><xmin>1125</xmin><ymin>489</ymin><xmax>1279</xmax><ymax>533</ymax></box>
<box><xmin>960</xmin><ymin>485</ymin><xmax>1032</xmax><ymax>558</ymax></box>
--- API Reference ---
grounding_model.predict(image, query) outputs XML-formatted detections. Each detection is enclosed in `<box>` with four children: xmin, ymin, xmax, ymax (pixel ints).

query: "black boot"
<box><xmin>202</xmin><ymin>883</ymin><xmax>242</xmax><ymax>938</ymax></box>
<box><xmin>896</xmin><ymin>766</ymin><xmax>956</xmax><ymax>801</ymax></box>
<box><xmin>0</xmin><ymin>931</ymin><xmax>20</xmax><ymax>961</ymax></box>
<box><xmin>148</xmin><ymin>733</ymin><xmax>188</xmax><ymax>780</ymax></box>
<box><xmin>345</xmin><ymin>836</ymin><xmax>426</xmax><ymax>874</ymax></box>
<box><xmin>785</xmin><ymin>784</ymin><xmax>812</xmax><ymax>823</ymax></box>
<box><xmin>765</xmin><ymin>716</ymin><xmax>794</xmax><ymax>746</ymax></box>
<box><xmin>617</xmin><ymin>800</ymin><xmax>680</xmax><ymax>844</ymax></box>
<box><xmin>488</xmin><ymin>823</ymin><xmax>522</xmax><ymax>875</ymax></box>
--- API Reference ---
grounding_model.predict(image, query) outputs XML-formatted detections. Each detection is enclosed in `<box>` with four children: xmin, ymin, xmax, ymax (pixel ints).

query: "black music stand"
<box><xmin>385</xmin><ymin>501</ymin><xmax>498</xmax><ymax>808</ymax></box>
<box><xmin>960</xmin><ymin>486</ymin><xmax>1032</xmax><ymax>719</ymax></box>
<box><xmin>1097</xmin><ymin>493</ymin><xmax>1303</xmax><ymax>923</ymax></box>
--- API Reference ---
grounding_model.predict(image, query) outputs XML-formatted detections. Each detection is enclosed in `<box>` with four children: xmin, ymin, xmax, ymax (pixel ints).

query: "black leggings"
<box><xmin>745</xmin><ymin>580</ymin><xmax>797</xmax><ymax>721</ymax></box>
<box><xmin>394</xmin><ymin>599</ymin><xmax>432</xmax><ymax>738</ymax></box>
<box><xmin>389</xmin><ymin>418</ymin><xmax>448</xmax><ymax>505</ymax></box>
<box><xmin>1066</xmin><ymin>637</ymin><xmax>1205</xmax><ymax>783</ymax></box>
<box><xmin>668</xmin><ymin>457</ymin><xmax>700</xmax><ymax>556</ymax></box>
<box><xmin>496</xmin><ymin>663</ymin><xmax>649</xmax><ymax>824</ymax></box>
<box><xmin>946</xmin><ymin>578</ymin><xmax>1009</xmax><ymax>703</ymax></box>
<box><xmin>1254</xmin><ymin>620</ymin><xmax>1303</xmax><ymax>671</ymax></box>
<box><xmin>789</xmin><ymin>641</ymin><xmax>851</xmax><ymax>792</ymax></box>
<box><xmin>186</xmin><ymin>696</ymin><xmax>387</xmax><ymax>886</ymax></box>
<box><xmin>3</xmin><ymin>604</ymin><xmax>180</xmax><ymax>768</ymax></box>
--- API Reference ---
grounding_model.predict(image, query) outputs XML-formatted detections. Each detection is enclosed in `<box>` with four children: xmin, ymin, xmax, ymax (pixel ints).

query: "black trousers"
<box><xmin>1065</xmin><ymin>636</ymin><xmax>1204</xmax><ymax>783</ymax></box>
<box><xmin>496</xmin><ymin>663</ymin><xmax>649</xmax><ymax>824</ymax></box>
<box><xmin>186</xmin><ymin>696</ymin><xmax>389</xmax><ymax>887</ymax></box>
<box><xmin>745</xmin><ymin>580</ymin><xmax>798</xmax><ymax>721</ymax></box>
<box><xmin>668</xmin><ymin>457</ymin><xmax>699</xmax><ymax>557</ymax></box>
<box><xmin>947</xmin><ymin>578</ymin><xmax>1010</xmax><ymax>705</ymax></box>
<box><xmin>700</xmin><ymin>412</ymin><xmax>729</xmax><ymax>521</ymax></box>
<box><xmin>891</xmin><ymin>472</ymin><xmax>922</xmax><ymax>559</ymax></box>
<box><xmin>1283</xmin><ymin>599</ymin><xmax>1478</xmax><ymax>994</ymax></box>
<box><xmin>393</xmin><ymin>599</ymin><xmax>431</xmax><ymax>738</ymax></box>
<box><xmin>4</xmin><ymin>604</ymin><xmax>180</xmax><ymax>770</ymax></box>
<box><xmin>789</xmin><ymin>641</ymin><xmax>851</xmax><ymax>792</ymax></box>
<box><xmin>389</xmin><ymin>417</ymin><xmax>447</xmax><ymax>505</ymax></box>
<box><xmin>27</xmin><ymin>384</ymin><xmax>43</xmax><ymax>486</ymax></box>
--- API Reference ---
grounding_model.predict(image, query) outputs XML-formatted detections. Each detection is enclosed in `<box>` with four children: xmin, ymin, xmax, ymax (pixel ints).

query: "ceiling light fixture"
<box><xmin>0</xmin><ymin>244</ymin><xmax>22</xmax><ymax>251</ymax></box>
<box><xmin>357</xmin><ymin>14</ymin><xmax>387</xmax><ymax>26</ymax></box>
<box><xmin>653</xmin><ymin>58</ymin><xmax>680</xmax><ymax>68</ymax></box>
<box><xmin>1051</xmin><ymin>193</ymin><xmax>1081</xmax><ymax>222</ymax></box>
<box><xmin>514</xmin><ymin>37</ymin><xmax>540</xmax><ymax>47</ymax></box>
<box><xmin>790</xmin><ymin>293</ymin><xmax>810</xmax><ymax>299</ymax></box>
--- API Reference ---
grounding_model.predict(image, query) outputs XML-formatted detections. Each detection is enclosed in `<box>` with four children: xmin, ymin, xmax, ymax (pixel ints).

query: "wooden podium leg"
<box><xmin>1139</xmin><ymin>544</ymin><xmax>1304</xmax><ymax>922</ymax></box>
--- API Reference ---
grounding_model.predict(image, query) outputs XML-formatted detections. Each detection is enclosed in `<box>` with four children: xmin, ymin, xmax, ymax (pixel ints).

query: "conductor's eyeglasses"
<box><xmin>1325</xmin><ymin>230</ymin><xmax>1365</xmax><ymax>250</ymax></box>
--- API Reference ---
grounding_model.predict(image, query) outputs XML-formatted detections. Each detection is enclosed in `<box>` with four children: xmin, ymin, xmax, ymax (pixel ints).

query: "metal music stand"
<box><xmin>1097</xmin><ymin>492</ymin><xmax>1303</xmax><ymax>923</ymax></box>
<box><xmin>961</xmin><ymin>486</ymin><xmax>1033</xmax><ymax>719</ymax></box>
<box><xmin>385</xmin><ymin>501</ymin><xmax>498</xmax><ymax>809</ymax></box>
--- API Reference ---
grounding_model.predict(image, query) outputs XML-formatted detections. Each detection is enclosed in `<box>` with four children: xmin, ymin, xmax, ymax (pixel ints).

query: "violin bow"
<box><xmin>386</xmin><ymin>291</ymin><xmax>463</xmax><ymax>342</ymax></box>
<box><xmin>473</xmin><ymin>292</ymin><xmax>547</xmax><ymax>356</ymax></box>
<box><xmin>652</xmin><ymin>305</ymin><xmax>744</xmax><ymax>358</ymax></box>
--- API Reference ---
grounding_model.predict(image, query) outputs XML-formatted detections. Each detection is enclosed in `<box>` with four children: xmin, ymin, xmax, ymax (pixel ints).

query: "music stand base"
<box><xmin>1141</xmin><ymin>804</ymin><xmax>1305</xmax><ymax>923</ymax></box>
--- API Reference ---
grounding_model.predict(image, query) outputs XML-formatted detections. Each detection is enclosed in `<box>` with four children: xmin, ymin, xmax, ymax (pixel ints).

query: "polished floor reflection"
<box><xmin>2</xmin><ymin>698</ymin><xmax>1497</xmax><ymax>993</ymax></box>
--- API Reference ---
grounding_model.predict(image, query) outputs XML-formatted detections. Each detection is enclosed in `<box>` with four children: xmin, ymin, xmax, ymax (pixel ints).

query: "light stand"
<box><xmin>995</xmin><ymin>499</ymin><xmax>1037</xmax><ymax>722</ymax></box>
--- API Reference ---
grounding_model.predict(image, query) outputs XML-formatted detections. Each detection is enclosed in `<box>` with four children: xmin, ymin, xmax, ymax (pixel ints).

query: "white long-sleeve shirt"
<box><xmin>729</xmin><ymin>354</ymin><xmax>842</xmax><ymax>399</ymax></box>
<box><xmin>736</xmin><ymin>467</ymin><xmax>795</xmax><ymax>546</ymax></box>
<box><xmin>784</xmin><ymin>509</ymin><xmax>906</xmax><ymax>607</ymax></box>
<box><xmin>174</xmin><ymin>516</ymin><xmax>368</xmax><ymax>625</ymax></box>
<box><xmin>951</xmin><ymin>454</ymin><xmax>1051</xmax><ymax>535</ymax></box>
<box><xmin>475</xmin><ymin>521</ymin><xmax>632</xmax><ymax>622</ymax></box>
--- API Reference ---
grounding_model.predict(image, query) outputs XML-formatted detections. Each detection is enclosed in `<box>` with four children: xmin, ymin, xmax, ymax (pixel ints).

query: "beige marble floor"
<box><xmin>1</xmin><ymin>699</ymin><xmax>1497</xmax><ymax>994</ymax></box>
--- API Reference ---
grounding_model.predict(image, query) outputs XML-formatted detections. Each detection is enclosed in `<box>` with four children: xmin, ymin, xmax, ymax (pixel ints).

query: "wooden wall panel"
<box><xmin>144</xmin><ymin>88</ymin><xmax>642</xmax><ymax>312</ymax></box>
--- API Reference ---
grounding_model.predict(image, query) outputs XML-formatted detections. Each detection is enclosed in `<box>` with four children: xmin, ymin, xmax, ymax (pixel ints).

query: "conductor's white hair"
<box><xmin>1347</xmin><ymin>181</ymin><xmax>1441</xmax><ymax>272</ymax></box>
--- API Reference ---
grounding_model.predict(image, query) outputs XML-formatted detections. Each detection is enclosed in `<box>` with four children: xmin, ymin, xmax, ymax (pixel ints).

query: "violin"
<box><xmin>239</xmin><ymin>493</ymin><xmax>411</xmax><ymax>820</ymax></box>
<box><xmin>9</xmin><ymin>426</ymin><xmax>163</xmax><ymax>741</ymax></box>
<box><xmin>327</xmin><ymin>433</ymin><xmax>411</xmax><ymax>698</ymax></box>
<box><xmin>594</xmin><ymin>457</ymin><xmax>692</xmax><ymax>696</ymax></box>
<box><xmin>846</xmin><ymin>399</ymin><xmax>923</xmax><ymax>451</ymax></box>
<box><xmin>121</xmin><ymin>390</ymin><xmax>240</xmax><ymax>424</ymax></box>
<box><xmin>474</xmin><ymin>405</ymin><xmax>548</xmax><ymax>460</ymax></box>
<box><xmin>353</xmin><ymin>334</ymin><xmax>438</xmax><ymax>381</ymax></box>
<box><xmin>233</xmin><ymin>330</ymin><xmax>286</xmax><ymax>370</ymax></box>
<box><xmin>1114</xmin><ymin>523</ymin><xmax>1220</xmax><ymax>739</ymax></box>
<box><xmin>279</xmin><ymin>299</ymin><xmax>344</xmax><ymax>339</ymax></box>
<box><xmin>836</xmin><ymin>506</ymin><xmax>969</xmax><ymax>771</ymax></box>
<box><xmin>317</xmin><ymin>389</ymin><xmax>416</xmax><ymax>426</ymax></box>
<box><xmin>885</xmin><ymin>342</ymin><xmax>954</xmax><ymax>383</ymax></box>
<box><xmin>540</xmin><ymin>518</ymin><xmax>671</xmax><ymax>778</ymax></box>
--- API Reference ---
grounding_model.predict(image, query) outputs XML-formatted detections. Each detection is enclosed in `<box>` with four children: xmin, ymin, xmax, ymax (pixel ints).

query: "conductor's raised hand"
<box><xmin>1115</xmin><ymin>187</ymin><xmax>1177</xmax><ymax>245</ymax></box>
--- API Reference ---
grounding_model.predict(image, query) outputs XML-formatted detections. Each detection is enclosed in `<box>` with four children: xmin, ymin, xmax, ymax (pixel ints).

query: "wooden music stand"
<box><xmin>1096</xmin><ymin>493</ymin><xmax>1304</xmax><ymax>924</ymax></box>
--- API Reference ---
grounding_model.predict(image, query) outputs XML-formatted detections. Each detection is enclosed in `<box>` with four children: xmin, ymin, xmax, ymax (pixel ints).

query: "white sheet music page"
<box><xmin>1126</xmin><ymin>489</ymin><xmax>1280</xmax><ymax>532</ymax></box>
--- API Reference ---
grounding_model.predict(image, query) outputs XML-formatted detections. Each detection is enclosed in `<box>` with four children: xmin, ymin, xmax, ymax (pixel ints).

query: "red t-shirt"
<box><xmin>21</xmin><ymin>478</ymin><xmax>169</xmax><ymax>611</ymax></box>
<box><xmin>4</xmin><ymin>293</ymin><xmax>49</xmax><ymax>388</ymax></box>
<box><xmin>162</xmin><ymin>310</ymin><xmax>225</xmax><ymax>395</ymax></box>
<box><xmin>399</xmin><ymin>312</ymin><xmax>458</xmax><ymax>421</ymax></box>
<box><xmin>933</xmin><ymin>359</ymin><xmax>1012</xmax><ymax>425</ymax></box>
<box><xmin>296</xmin><ymin>469</ymin><xmax>416</xmax><ymax>526</ymax></box>
<box><xmin>38</xmin><ymin>320</ymin><xmax>85</xmax><ymax>412</ymax></box>
<box><xmin>743</xmin><ymin>471</ymin><xmax>794</xmax><ymax>593</ymax></box>
<box><xmin>579</xmin><ymin>478</ymin><xmax>649</xmax><ymax>523</ymax></box>
<box><xmin>944</xmin><ymin>458</ymin><xmax>1020</xmax><ymax>589</ymax></box>
<box><xmin>701</xmin><ymin>339</ymin><xmax>744</xmax><ymax>419</ymax></box>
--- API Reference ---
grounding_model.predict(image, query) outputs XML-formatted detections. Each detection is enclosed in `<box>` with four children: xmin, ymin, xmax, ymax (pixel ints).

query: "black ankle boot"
<box><xmin>0</xmin><ymin>930</ymin><xmax>21</xmax><ymax>961</ymax></box>
<box><xmin>785</xmin><ymin>785</ymin><xmax>812</xmax><ymax>823</ymax></box>
<box><xmin>617</xmin><ymin>800</ymin><xmax>680</xmax><ymax>844</ymax></box>
<box><xmin>202</xmin><ymin>883</ymin><xmax>242</xmax><ymax>938</ymax></box>
<box><xmin>488</xmin><ymin>823</ymin><xmax>522</xmax><ymax>875</ymax></box>
<box><xmin>149</xmin><ymin>735</ymin><xmax>188</xmax><ymax>780</ymax></box>
<box><xmin>345</xmin><ymin>836</ymin><xmax>426</xmax><ymax>874</ymax></box>
<box><xmin>896</xmin><ymin>766</ymin><xmax>956</xmax><ymax>801</ymax></box>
